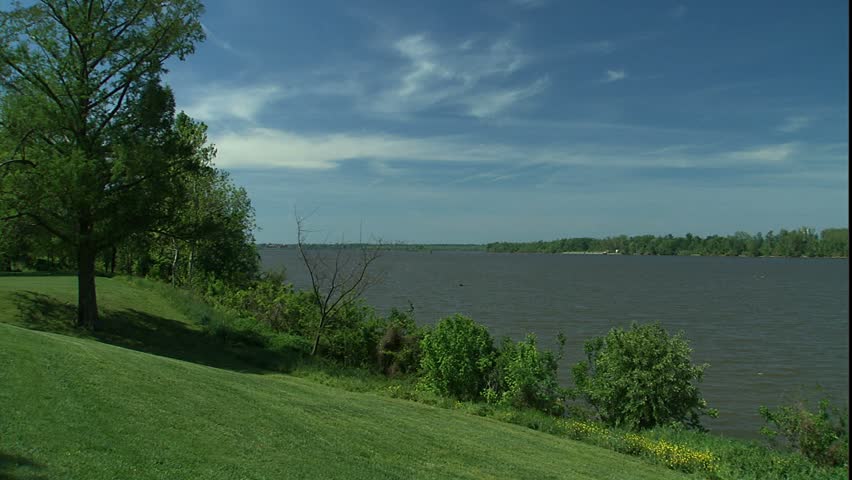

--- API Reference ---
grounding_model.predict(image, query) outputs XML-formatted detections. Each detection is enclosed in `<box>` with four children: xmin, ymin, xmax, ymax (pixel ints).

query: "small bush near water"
<box><xmin>571</xmin><ymin>321</ymin><xmax>718</xmax><ymax>431</ymax></box>
<box><xmin>486</xmin><ymin>333</ymin><xmax>567</xmax><ymax>415</ymax></box>
<box><xmin>419</xmin><ymin>315</ymin><xmax>567</xmax><ymax>413</ymax></box>
<box><xmin>760</xmin><ymin>396</ymin><xmax>849</xmax><ymax>467</ymax></box>
<box><xmin>419</xmin><ymin>314</ymin><xmax>494</xmax><ymax>400</ymax></box>
<box><xmin>377</xmin><ymin>305</ymin><xmax>422</xmax><ymax>376</ymax></box>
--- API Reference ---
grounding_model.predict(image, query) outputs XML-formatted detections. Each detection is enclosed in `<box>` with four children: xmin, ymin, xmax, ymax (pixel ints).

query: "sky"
<box><xmin>161</xmin><ymin>0</ymin><xmax>848</xmax><ymax>244</ymax></box>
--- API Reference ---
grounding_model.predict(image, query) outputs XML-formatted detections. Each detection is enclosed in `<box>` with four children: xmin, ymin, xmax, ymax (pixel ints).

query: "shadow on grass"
<box><xmin>0</xmin><ymin>272</ymin><xmax>76</xmax><ymax>277</ymax></box>
<box><xmin>12</xmin><ymin>291</ymin><xmax>303</xmax><ymax>375</ymax></box>
<box><xmin>0</xmin><ymin>453</ymin><xmax>47</xmax><ymax>480</ymax></box>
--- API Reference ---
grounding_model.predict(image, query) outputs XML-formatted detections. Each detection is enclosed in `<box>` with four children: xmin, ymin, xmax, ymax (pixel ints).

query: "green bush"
<box><xmin>419</xmin><ymin>314</ymin><xmax>494</xmax><ymax>400</ymax></box>
<box><xmin>377</xmin><ymin>305</ymin><xmax>422</xmax><ymax>376</ymax></box>
<box><xmin>319</xmin><ymin>300</ymin><xmax>385</xmax><ymax>368</ymax></box>
<box><xmin>760</xmin><ymin>397</ymin><xmax>849</xmax><ymax>467</ymax></box>
<box><xmin>213</xmin><ymin>271</ymin><xmax>316</xmax><ymax>336</ymax></box>
<box><xmin>488</xmin><ymin>333</ymin><xmax>566</xmax><ymax>415</ymax></box>
<box><xmin>571</xmin><ymin>322</ymin><xmax>717</xmax><ymax>431</ymax></box>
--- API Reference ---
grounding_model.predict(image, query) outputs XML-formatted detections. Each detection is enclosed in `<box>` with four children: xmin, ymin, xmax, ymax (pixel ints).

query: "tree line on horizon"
<box><xmin>486</xmin><ymin>227</ymin><xmax>849</xmax><ymax>258</ymax></box>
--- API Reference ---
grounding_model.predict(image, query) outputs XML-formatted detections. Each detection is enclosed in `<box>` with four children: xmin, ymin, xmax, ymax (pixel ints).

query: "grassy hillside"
<box><xmin>0</xmin><ymin>276</ymin><xmax>689</xmax><ymax>479</ymax></box>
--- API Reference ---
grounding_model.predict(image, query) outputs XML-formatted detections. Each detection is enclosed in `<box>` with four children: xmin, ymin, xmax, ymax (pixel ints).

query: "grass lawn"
<box><xmin>0</xmin><ymin>276</ymin><xmax>691</xmax><ymax>479</ymax></box>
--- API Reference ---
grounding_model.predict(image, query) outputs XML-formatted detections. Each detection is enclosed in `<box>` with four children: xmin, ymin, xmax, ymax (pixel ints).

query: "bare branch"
<box><xmin>0</xmin><ymin>159</ymin><xmax>36</xmax><ymax>169</ymax></box>
<box><xmin>295</xmin><ymin>214</ymin><xmax>383</xmax><ymax>355</ymax></box>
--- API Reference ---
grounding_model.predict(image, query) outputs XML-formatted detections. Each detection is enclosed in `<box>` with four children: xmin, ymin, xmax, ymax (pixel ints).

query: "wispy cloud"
<box><xmin>211</xmin><ymin>126</ymin><xmax>818</xmax><ymax>175</ymax></box>
<box><xmin>465</xmin><ymin>77</ymin><xmax>550</xmax><ymax>118</ymax></box>
<box><xmin>180</xmin><ymin>84</ymin><xmax>287</xmax><ymax>123</ymax></box>
<box><xmin>200</xmin><ymin>23</ymin><xmax>248</xmax><ymax>58</ymax></box>
<box><xmin>726</xmin><ymin>143</ymin><xmax>797</xmax><ymax>163</ymax></box>
<box><xmin>777</xmin><ymin>115</ymin><xmax>813</xmax><ymax>133</ymax></box>
<box><xmin>373</xmin><ymin>33</ymin><xmax>548</xmax><ymax>118</ymax></box>
<box><xmin>602</xmin><ymin>69</ymin><xmax>627</xmax><ymax>83</ymax></box>
<box><xmin>213</xmin><ymin>128</ymin><xmax>526</xmax><ymax>170</ymax></box>
<box><xmin>178</xmin><ymin>77</ymin><xmax>366</xmax><ymax>124</ymax></box>
<box><xmin>450</xmin><ymin>170</ymin><xmax>525</xmax><ymax>185</ymax></box>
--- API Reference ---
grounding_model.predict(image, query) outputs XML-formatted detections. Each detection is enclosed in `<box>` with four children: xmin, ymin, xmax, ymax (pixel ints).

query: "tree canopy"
<box><xmin>0</xmin><ymin>0</ymin><xmax>205</xmax><ymax>328</ymax></box>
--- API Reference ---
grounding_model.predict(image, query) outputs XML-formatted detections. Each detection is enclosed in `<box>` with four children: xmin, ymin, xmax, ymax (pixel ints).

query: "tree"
<box><xmin>129</xmin><ymin>114</ymin><xmax>258</xmax><ymax>289</ymax></box>
<box><xmin>820</xmin><ymin>228</ymin><xmax>848</xmax><ymax>257</ymax></box>
<box><xmin>0</xmin><ymin>0</ymin><xmax>204</xmax><ymax>328</ymax></box>
<box><xmin>180</xmin><ymin>168</ymin><xmax>258</xmax><ymax>287</ymax></box>
<box><xmin>571</xmin><ymin>322</ymin><xmax>717</xmax><ymax>431</ymax></box>
<box><xmin>295</xmin><ymin>215</ymin><xmax>383</xmax><ymax>356</ymax></box>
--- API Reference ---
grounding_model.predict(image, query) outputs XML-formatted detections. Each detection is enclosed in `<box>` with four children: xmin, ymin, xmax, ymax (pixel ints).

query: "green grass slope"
<box><xmin>0</xmin><ymin>276</ymin><xmax>689</xmax><ymax>479</ymax></box>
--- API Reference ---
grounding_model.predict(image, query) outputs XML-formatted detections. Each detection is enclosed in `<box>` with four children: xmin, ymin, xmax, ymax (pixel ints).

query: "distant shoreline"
<box><xmin>256</xmin><ymin>245</ymin><xmax>847</xmax><ymax>259</ymax></box>
<box><xmin>559</xmin><ymin>251</ymin><xmax>618</xmax><ymax>255</ymax></box>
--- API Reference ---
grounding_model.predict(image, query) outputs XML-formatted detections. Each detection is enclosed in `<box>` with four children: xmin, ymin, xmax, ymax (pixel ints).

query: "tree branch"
<box><xmin>0</xmin><ymin>159</ymin><xmax>36</xmax><ymax>169</ymax></box>
<box><xmin>1</xmin><ymin>211</ymin><xmax>72</xmax><ymax>242</ymax></box>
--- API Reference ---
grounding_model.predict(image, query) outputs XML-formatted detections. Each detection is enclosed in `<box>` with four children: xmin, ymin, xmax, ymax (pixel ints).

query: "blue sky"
<box><xmin>163</xmin><ymin>0</ymin><xmax>849</xmax><ymax>243</ymax></box>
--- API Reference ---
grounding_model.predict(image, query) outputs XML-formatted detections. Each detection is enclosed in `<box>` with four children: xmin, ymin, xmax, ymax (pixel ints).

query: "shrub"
<box><xmin>377</xmin><ymin>305</ymin><xmax>422</xmax><ymax>376</ymax></box>
<box><xmin>489</xmin><ymin>333</ymin><xmax>567</xmax><ymax>415</ymax></box>
<box><xmin>571</xmin><ymin>321</ymin><xmax>717</xmax><ymax>431</ymax></box>
<box><xmin>320</xmin><ymin>300</ymin><xmax>385</xmax><ymax>367</ymax></box>
<box><xmin>419</xmin><ymin>314</ymin><xmax>494</xmax><ymax>400</ymax></box>
<box><xmin>760</xmin><ymin>396</ymin><xmax>849</xmax><ymax>467</ymax></box>
<box><xmin>212</xmin><ymin>271</ymin><xmax>314</xmax><ymax>335</ymax></box>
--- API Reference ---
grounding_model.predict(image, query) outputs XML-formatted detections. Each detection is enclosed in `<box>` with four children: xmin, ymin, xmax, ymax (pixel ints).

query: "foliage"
<box><xmin>556</xmin><ymin>419</ymin><xmax>719</xmax><ymax>475</ymax></box>
<box><xmin>760</xmin><ymin>397</ymin><xmax>849</xmax><ymax>467</ymax></box>
<box><xmin>642</xmin><ymin>424</ymin><xmax>848</xmax><ymax>480</ymax></box>
<box><xmin>546</xmin><ymin>417</ymin><xmax>846</xmax><ymax>479</ymax></box>
<box><xmin>377</xmin><ymin>304</ymin><xmax>423</xmax><ymax>376</ymax></box>
<box><xmin>419</xmin><ymin>314</ymin><xmax>494</xmax><ymax>400</ymax></box>
<box><xmin>486</xmin><ymin>227</ymin><xmax>849</xmax><ymax>258</ymax></box>
<box><xmin>0</xmin><ymin>0</ymin><xmax>205</xmax><ymax>327</ymax></box>
<box><xmin>571</xmin><ymin>322</ymin><xmax>717</xmax><ymax>431</ymax></box>
<box><xmin>210</xmin><ymin>272</ymin><xmax>419</xmax><ymax>370</ymax></box>
<box><xmin>487</xmin><ymin>333</ymin><xmax>567</xmax><ymax>414</ymax></box>
<box><xmin>106</xmin><ymin>116</ymin><xmax>259</xmax><ymax>291</ymax></box>
<box><xmin>621</xmin><ymin>432</ymin><xmax>719</xmax><ymax>475</ymax></box>
<box><xmin>317</xmin><ymin>299</ymin><xmax>385</xmax><ymax>367</ymax></box>
<box><xmin>0</xmin><ymin>219</ymin><xmax>72</xmax><ymax>271</ymax></box>
<box><xmin>211</xmin><ymin>270</ymin><xmax>310</xmax><ymax>334</ymax></box>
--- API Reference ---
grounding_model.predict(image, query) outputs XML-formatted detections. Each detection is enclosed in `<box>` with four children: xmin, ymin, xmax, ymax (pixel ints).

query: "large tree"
<box><xmin>0</xmin><ymin>0</ymin><xmax>204</xmax><ymax>328</ymax></box>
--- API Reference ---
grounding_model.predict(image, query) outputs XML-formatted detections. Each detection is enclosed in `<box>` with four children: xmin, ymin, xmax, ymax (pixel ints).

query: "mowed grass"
<box><xmin>0</xmin><ymin>276</ymin><xmax>691</xmax><ymax>479</ymax></box>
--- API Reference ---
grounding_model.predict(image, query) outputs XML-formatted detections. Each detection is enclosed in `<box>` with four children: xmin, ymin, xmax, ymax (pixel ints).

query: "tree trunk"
<box><xmin>311</xmin><ymin>329</ymin><xmax>322</xmax><ymax>356</ymax></box>
<box><xmin>110</xmin><ymin>245</ymin><xmax>117</xmax><ymax>275</ymax></box>
<box><xmin>77</xmin><ymin>240</ymin><xmax>99</xmax><ymax>330</ymax></box>
<box><xmin>310</xmin><ymin>314</ymin><xmax>328</xmax><ymax>356</ymax></box>
<box><xmin>172</xmin><ymin>239</ymin><xmax>179</xmax><ymax>287</ymax></box>
<box><xmin>187</xmin><ymin>241</ymin><xmax>195</xmax><ymax>288</ymax></box>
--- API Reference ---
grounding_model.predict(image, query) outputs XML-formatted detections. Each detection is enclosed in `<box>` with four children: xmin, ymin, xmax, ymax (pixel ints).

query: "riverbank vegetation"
<box><xmin>486</xmin><ymin>227</ymin><xmax>849</xmax><ymax>257</ymax></box>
